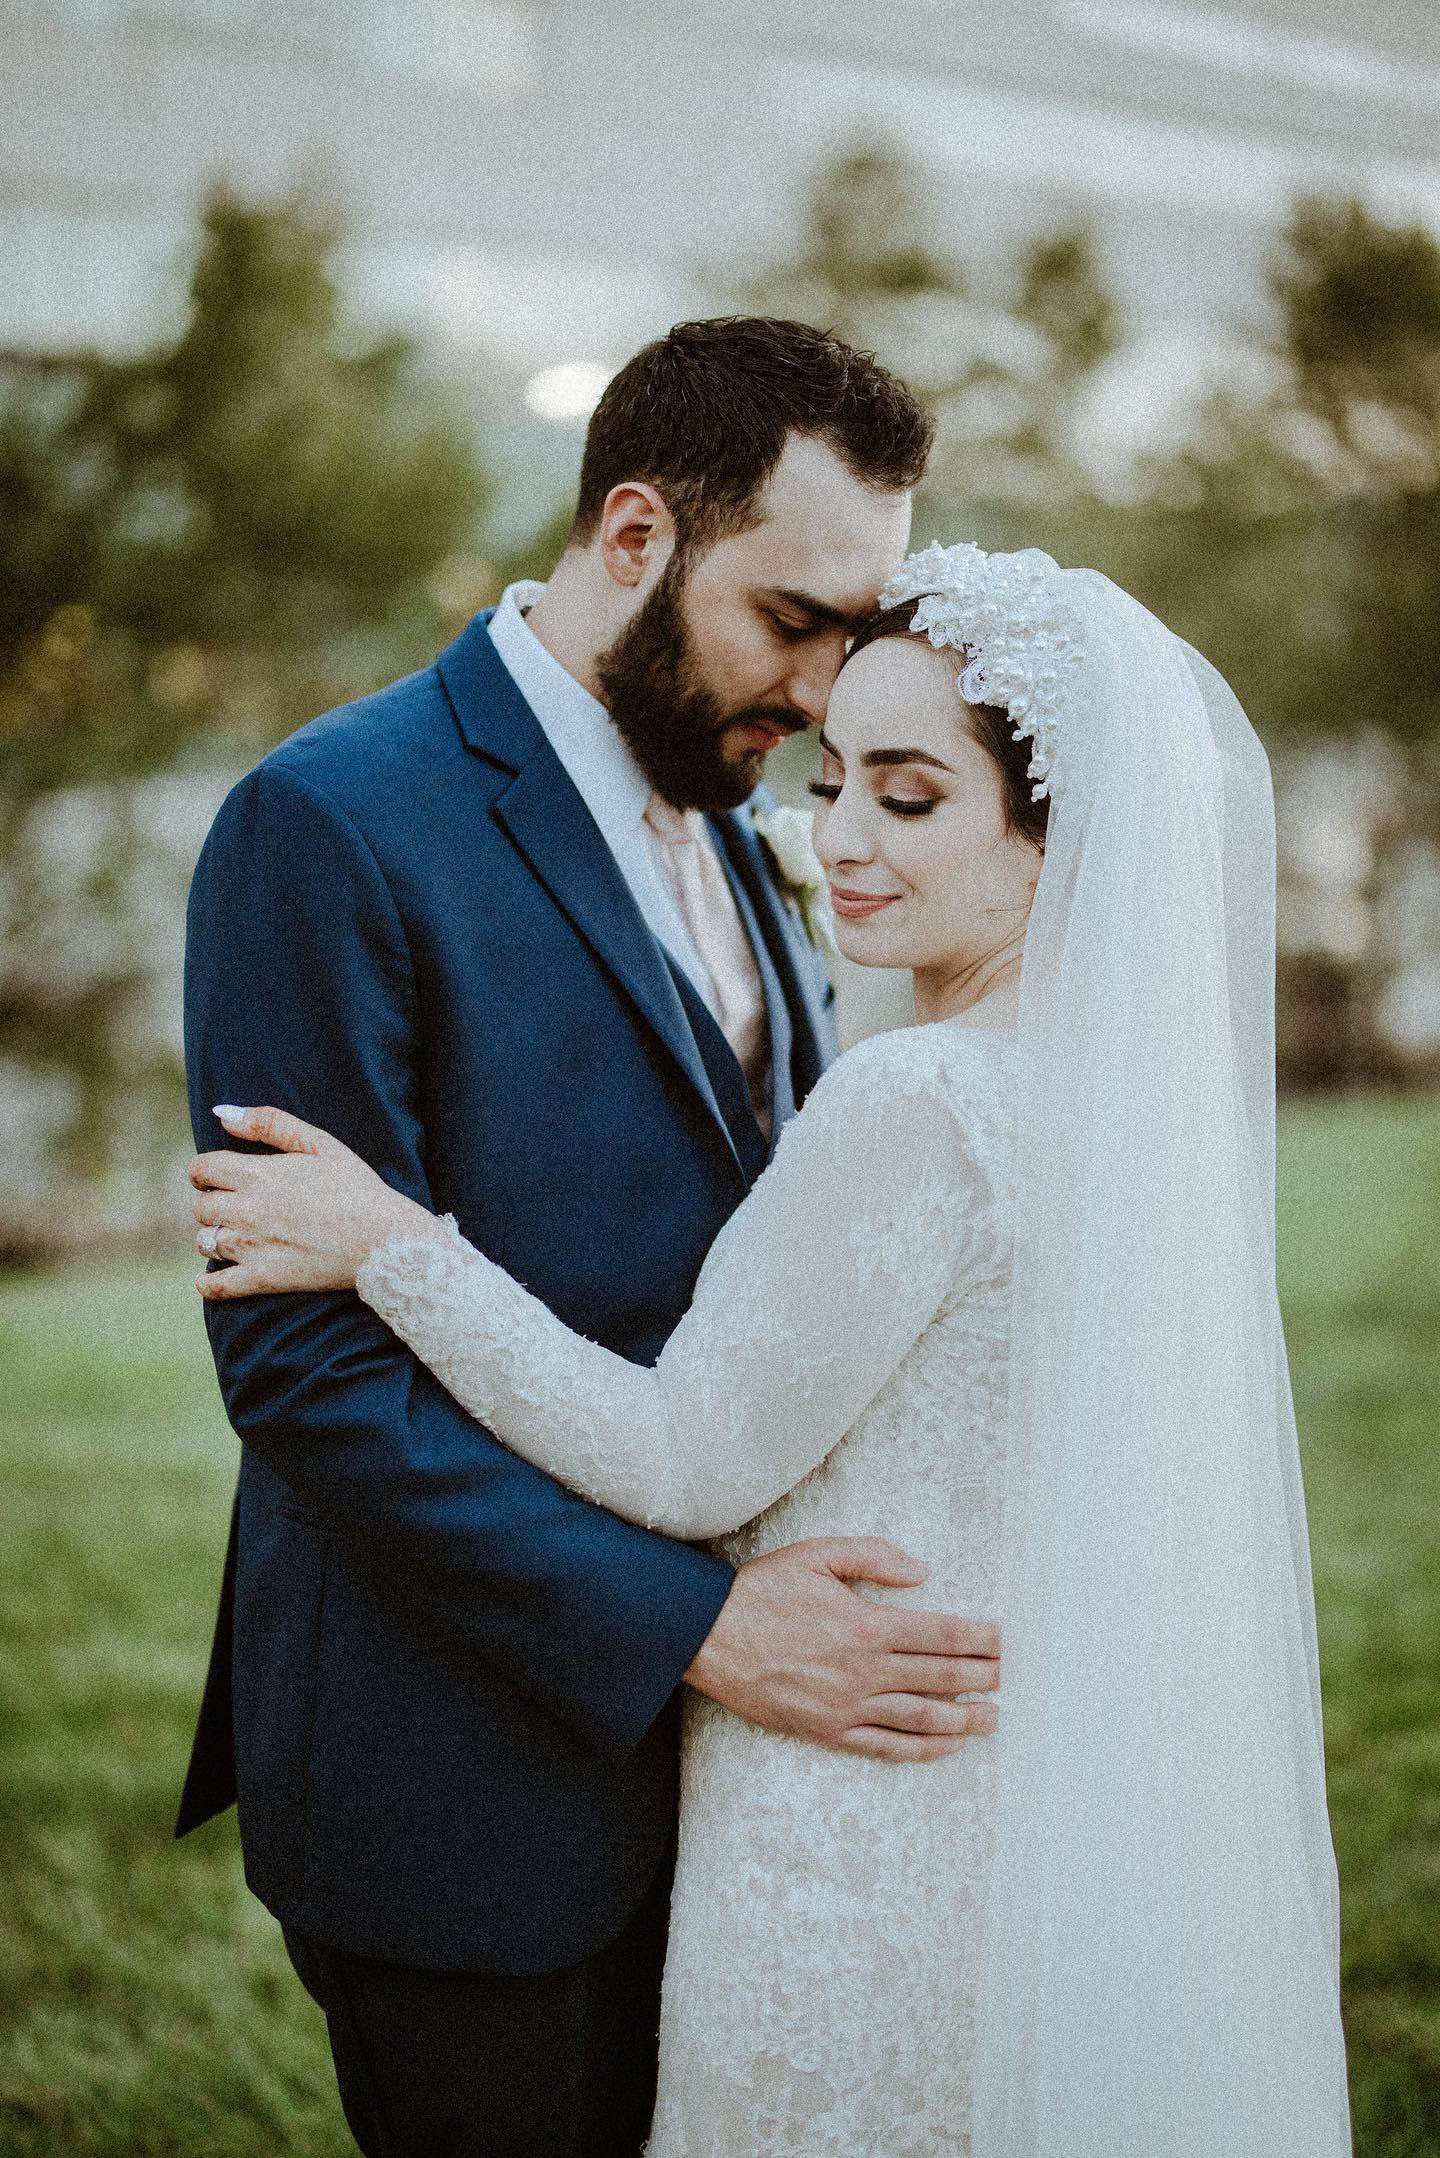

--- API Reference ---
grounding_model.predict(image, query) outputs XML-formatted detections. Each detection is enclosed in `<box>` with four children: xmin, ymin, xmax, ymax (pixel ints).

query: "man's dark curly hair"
<box><xmin>569</xmin><ymin>317</ymin><xmax>934</xmax><ymax>554</ymax></box>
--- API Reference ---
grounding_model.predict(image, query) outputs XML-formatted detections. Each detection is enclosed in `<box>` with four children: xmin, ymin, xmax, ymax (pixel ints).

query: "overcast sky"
<box><xmin>4</xmin><ymin>0</ymin><xmax>1438</xmax><ymax>459</ymax></box>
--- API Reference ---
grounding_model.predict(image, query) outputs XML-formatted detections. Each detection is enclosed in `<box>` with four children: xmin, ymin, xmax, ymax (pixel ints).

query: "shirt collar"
<box><xmin>487</xmin><ymin>581</ymin><xmax>652</xmax><ymax>833</ymax></box>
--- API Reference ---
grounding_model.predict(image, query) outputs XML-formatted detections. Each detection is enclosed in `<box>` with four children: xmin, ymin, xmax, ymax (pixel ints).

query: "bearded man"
<box><xmin>180</xmin><ymin>317</ymin><xmax>981</xmax><ymax>2158</ymax></box>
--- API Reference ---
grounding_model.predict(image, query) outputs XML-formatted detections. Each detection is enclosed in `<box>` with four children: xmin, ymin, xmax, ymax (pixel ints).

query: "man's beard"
<box><xmin>595</xmin><ymin>555</ymin><xmax>801</xmax><ymax>813</ymax></box>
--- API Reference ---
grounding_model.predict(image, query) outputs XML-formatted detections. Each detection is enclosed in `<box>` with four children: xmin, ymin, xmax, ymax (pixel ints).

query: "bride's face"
<box><xmin>810</xmin><ymin>635</ymin><xmax>1040</xmax><ymax>977</ymax></box>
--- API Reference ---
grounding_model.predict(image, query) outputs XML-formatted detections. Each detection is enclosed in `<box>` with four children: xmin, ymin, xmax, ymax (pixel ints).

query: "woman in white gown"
<box><xmin>189</xmin><ymin>547</ymin><xmax>1353</xmax><ymax>2157</ymax></box>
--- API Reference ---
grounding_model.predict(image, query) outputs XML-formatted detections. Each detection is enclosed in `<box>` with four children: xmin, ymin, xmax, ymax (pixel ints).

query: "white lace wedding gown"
<box><xmin>357</xmin><ymin>1018</ymin><xmax>1017</xmax><ymax>2158</ymax></box>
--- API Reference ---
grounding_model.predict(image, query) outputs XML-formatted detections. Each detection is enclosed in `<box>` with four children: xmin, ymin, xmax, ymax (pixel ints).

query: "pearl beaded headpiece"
<box><xmin>878</xmin><ymin>543</ymin><xmax>1088</xmax><ymax>803</ymax></box>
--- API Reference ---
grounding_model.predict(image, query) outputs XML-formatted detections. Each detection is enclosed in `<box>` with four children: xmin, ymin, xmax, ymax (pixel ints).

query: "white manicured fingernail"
<box><xmin>213</xmin><ymin>1105</ymin><xmax>247</xmax><ymax>1125</ymax></box>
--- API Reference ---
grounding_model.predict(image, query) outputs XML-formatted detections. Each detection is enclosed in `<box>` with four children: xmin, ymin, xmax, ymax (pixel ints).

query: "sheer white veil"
<box><xmin>879</xmin><ymin>547</ymin><xmax>1352</xmax><ymax>2155</ymax></box>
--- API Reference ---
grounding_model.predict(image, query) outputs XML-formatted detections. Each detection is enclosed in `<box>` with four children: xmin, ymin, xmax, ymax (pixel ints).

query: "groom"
<box><xmin>180</xmin><ymin>317</ymin><xmax>996</xmax><ymax>2157</ymax></box>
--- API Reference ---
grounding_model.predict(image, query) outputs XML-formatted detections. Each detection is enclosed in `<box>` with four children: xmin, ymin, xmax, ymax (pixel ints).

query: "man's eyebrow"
<box><xmin>816</xmin><ymin>731</ymin><xmax>954</xmax><ymax>776</ymax></box>
<box><xmin>762</xmin><ymin>587</ymin><xmax>872</xmax><ymax>632</ymax></box>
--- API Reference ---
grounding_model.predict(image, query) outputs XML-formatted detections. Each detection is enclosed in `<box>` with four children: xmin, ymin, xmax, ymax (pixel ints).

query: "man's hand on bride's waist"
<box><xmin>684</xmin><ymin>1537</ymin><xmax>1000</xmax><ymax>1764</ymax></box>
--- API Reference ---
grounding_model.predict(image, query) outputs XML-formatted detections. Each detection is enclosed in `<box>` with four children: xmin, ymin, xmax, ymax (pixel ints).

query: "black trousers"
<box><xmin>283</xmin><ymin>1858</ymin><xmax>672</xmax><ymax>2158</ymax></box>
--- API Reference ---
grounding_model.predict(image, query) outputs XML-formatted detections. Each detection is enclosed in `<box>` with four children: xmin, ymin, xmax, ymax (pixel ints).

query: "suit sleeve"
<box><xmin>186</xmin><ymin>758</ymin><xmax>734</xmax><ymax>1757</ymax></box>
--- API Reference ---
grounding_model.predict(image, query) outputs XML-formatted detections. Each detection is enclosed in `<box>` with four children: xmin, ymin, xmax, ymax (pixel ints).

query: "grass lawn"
<box><xmin>1</xmin><ymin>1094</ymin><xmax>1437</xmax><ymax>2155</ymax></box>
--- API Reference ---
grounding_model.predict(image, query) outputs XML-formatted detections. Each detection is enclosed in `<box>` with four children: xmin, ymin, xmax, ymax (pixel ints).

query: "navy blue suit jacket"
<box><xmin>178</xmin><ymin>610</ymin><xmax>838</xmax><ymax>1975</ymax></box>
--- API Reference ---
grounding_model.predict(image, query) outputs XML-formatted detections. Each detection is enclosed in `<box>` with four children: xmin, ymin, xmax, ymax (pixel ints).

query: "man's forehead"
<box><xmin>757</xmin><ymin>432</ymin><xmax>908</xmax><ymax>528</ymax></box>
<box><xmin>737</xmin><ymin>439</ymin><xmax>913</xmax><ymax>605</ymax></box>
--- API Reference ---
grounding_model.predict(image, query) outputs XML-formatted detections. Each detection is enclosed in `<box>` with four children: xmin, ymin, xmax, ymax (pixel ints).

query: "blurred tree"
<box><xmin>1</xmin><ymin>186</ymin><xmax>488</xmax><ymax>794</ymax></box>
<box><xmin>493</xmin><ymin>495</ymin><xmax>579</xmax><ymax>594</ymax></box>
<box><xmin>1112</xmin><ymin>396</ymin><xmax>1339</xmax><ymax>738</ymax></box>
<box><xmin>0</xmin><ymin>189</ymin><xmax>489</xmax><ymax>1251</ymax></box>
<box><xmin>1014</xmin><ymin>229</ymin><xmax>1119</xmax><ymax>380</ymax></box>
<box><xmin>746</xmin><ymin>144</ymin><xmax>1122</xmax><ymax>547</ymax></box>
<box><xmin>757</xmin><ymin>155</ymin><xmax>1439</xmax><ymax>769</ymax></box>
<box><xmin>774</xmin><ymin>146</ymin><xmax>957</xmax><ymax>307</ymax></box>
<box><xmin>742</xmin><ymin>147</ymin><xmax>971</xmax><ymax>433</ymax></box>
<box><xmin>1126</xmin><ymin>198</ymin><xmax>1440</xmax><ymax>1080</ymax></box>
<box><xmin>1130</xmin><ymin>198</ymin><xmax>1440</xmax><ymax>758</ymax></box>
<box><xmin>1276</xmin><ymin>199</ymin><xmax>1440</xmax><ymax>755</ymax></box>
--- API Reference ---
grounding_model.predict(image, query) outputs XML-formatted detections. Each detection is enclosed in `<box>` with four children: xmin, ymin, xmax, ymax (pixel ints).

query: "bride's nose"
<box><xmin>814</xmin><ymin>785</ymin><xmax>878</xmax><ymax>873</ymax></box>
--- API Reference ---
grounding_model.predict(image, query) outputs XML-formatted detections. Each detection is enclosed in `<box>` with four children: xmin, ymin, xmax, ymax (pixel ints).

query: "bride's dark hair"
<box><xmin>844</xmin><ymin>599</ymin><xmax>1049</xmax><ymax>851</ymax></box>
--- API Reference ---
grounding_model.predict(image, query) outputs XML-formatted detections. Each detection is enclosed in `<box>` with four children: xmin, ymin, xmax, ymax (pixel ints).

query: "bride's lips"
<box><xmin>829</xmin><ymin>885</ymin><xmax>898</xmax><ymax>920</ymax></box>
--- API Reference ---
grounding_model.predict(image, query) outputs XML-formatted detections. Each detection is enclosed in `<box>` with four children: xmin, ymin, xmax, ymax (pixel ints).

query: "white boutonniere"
<box><xmin>750</xmin><ymin>803</ymin><xmax>838</xmax><ymax>957</ymax></box>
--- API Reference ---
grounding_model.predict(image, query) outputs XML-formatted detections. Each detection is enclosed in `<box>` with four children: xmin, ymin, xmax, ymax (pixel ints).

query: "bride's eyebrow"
<box><xmin>862</xmin><ymin>746</ymin><xmax>955</xmax><ymax>774</ymax></box>
<box><xmin>816</xmin><ymin>731</ymin><xmax>954</xmax><ymax>775</ymax></box>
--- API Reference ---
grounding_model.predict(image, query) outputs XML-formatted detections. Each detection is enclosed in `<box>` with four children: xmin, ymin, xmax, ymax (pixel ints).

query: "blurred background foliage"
<box><xmin>0</xmin><ymin>190</ymin><xmax>490</xmax><ymax>1255</ymax></box>
<box><xmin>4</xmin><ymin>150</ymin><xmax>1440</xmax><ymax>1255</ymax></box>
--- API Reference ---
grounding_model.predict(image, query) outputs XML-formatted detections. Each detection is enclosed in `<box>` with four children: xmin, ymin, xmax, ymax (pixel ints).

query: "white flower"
<box><xmin>750</xmin><ymin>804</ymin><xmax>837</xmax><ymax>956</ymax></box>
<box><xmin>752</xmin><ymin>804</ymin><xmax>822</xmax><ymax>889</ymax></box>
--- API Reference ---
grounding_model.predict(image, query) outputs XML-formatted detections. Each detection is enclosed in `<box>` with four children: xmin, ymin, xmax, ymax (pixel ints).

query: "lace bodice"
<box><xmin>357</xmin><ymin>1018</ymin><xmax>1017</xmax><ymax>2157</ymax></box>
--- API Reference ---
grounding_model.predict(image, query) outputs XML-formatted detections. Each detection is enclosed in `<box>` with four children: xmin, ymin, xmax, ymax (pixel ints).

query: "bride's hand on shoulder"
<box><xmin>189</xmin><ymin>1105</ymin><xmax>446</xmax><ymax>1300</ymax></box>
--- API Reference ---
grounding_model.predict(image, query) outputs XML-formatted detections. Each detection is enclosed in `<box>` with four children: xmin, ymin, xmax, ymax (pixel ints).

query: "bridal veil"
<box><xmin>879</xmin><ymin>547</ymin><xmax>1353</xmax><ymax>2155</ymax></box>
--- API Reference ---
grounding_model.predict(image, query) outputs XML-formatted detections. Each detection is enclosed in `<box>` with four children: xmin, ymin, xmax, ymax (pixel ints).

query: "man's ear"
<box><xmin>599</xmin><ymin>482</ymin><xmax>675</xmax><ymax>591</ymax></box>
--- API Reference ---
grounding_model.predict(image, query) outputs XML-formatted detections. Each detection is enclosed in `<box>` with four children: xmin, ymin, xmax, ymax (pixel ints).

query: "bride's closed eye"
<box><xmin>807</xmin><ymin>780</ymin><xmax>938</xmax><ymax>819</ymax></box>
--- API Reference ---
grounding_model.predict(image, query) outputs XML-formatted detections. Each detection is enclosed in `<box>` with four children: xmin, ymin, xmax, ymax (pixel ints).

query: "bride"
<box><xmin>188</xmin><ymin>545</ymin><xmax>1353</xmax><ymax>2156</ymax></box>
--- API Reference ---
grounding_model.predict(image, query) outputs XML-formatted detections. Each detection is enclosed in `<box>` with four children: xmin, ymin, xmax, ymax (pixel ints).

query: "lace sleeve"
<box><xmin>357</xmin><ymin>1033</ymin><xmax>994</xmax><ymax>1540</ymax></box>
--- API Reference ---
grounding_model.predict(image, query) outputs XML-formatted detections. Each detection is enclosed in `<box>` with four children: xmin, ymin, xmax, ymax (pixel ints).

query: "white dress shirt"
<box><xmin>486</xmin><ymin>580</ymin><xmax>744</xmax><ymax>1023</ymax></box>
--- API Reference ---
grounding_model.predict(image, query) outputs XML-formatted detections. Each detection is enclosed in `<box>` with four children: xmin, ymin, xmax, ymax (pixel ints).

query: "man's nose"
<box><xmin>784</xmin><ymin>639</ymin><xmax>847</xmax><ymax>726</ymax></box>
<box><xmin>780</xmin><ymin>673</ymin><xmax>826</xmax><ymax>727</ymax></box>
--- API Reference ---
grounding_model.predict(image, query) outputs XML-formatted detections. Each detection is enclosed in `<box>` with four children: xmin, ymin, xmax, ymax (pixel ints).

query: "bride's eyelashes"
<box><xmin>807</xmin><ymin>780</ymin><xmax>938</xmax><ymax>820</ymax></box>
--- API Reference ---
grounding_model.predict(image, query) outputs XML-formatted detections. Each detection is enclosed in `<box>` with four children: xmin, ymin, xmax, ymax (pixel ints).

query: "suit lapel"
<box><xmin>438</xmin><ymin>615</ymin><xmax>745</xmax><ymax>1182</ymax></box>
<box><xmin>661</xmin><ymin>956</ymin><xmax>770</xmax><ymax>1185</ymax></box>
<box><xmin>705</xmin><ymin>819</ymin><xmax>794</xmax><ymax>1151</ymax></box>
<box><xmin>710</xmin><ymin>802</ymin><xmax>835</xmax><ymax>1104</ymax></box>
<box><xmin>492</xmin><ymin>760</ymin><xmax>746</xmax><ymax>1177</ymax></box>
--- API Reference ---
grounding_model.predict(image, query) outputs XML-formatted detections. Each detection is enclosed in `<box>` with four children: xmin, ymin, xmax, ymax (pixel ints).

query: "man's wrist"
<box><xmin>681</xmin><ymin>1581</ymin><xmax>736</xmax><ymax>1702</ymax></box>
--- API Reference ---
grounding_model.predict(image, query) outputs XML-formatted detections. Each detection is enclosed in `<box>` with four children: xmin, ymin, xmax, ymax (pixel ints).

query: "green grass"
<box><xmin>1</xmin><ymin>1096</ymin><xmax>1437</xmax><ymax>2154</ymax></box>
<box><xmin>0</xmin><ymin>1265</ymin><xmax>351</xmax><ymax>2156</ymax></box>
<box><xmin>1278</xmin><ymin>1095</ymin><xmax>1440</xmax><ymax>2155</ymax></box>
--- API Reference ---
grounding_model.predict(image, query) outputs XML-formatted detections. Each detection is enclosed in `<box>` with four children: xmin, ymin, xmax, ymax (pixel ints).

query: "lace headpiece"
<box><xmin>879</xmin><ymin>543</ymin><xmax>1088</xmax><ymax>802</ymax></box>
